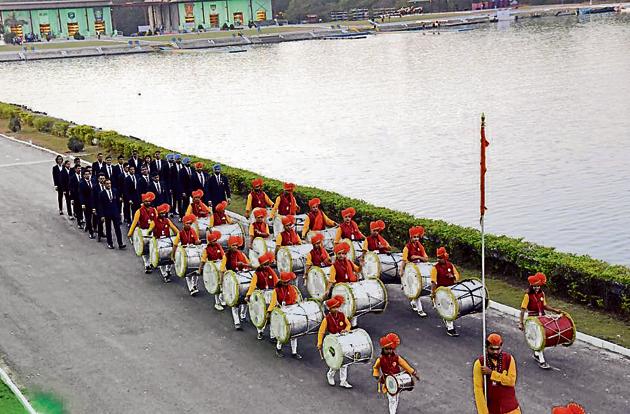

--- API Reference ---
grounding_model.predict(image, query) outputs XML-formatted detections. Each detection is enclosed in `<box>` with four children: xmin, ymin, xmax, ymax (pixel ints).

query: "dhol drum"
<box><xmin>276</xmin><ymin>244</ymin><xmax>314</xmax><ymax>274</ymax></box>
<box><xmin>306</xmin><ymin>227</ymin><xmax>339</xmax><ymax>252</ymax></box>
<box><xmin>149</xmin><ymin>236</ymin><xmax>174</xmax><ymax>268</ymax></box>
<box><xmin>192</xmin><ymin>216</ymin><xmax>211</xmax><ymax>242</ymax></box>
<box><xmin>132</xmin><ymin>227</ymin><xmax>151</xmax><ymax>257</ymax></box>
<box><xmin>385</xmin><ymin>372</ymin><xmax>415</xmax><ymax>396</ymax></box>
<box><xmin>270</xmin><ymin>299</ymin><xmax>324</xmax><ymax>344</ymax></box>
<box><xmin>341</xmin><ymin>238</ymin><xmax>365</xmax><ymax>263</ymax></box>
<box><xmin>174</xmin><ymin>244</ymin><xmax>204</xmax><ymax>278</ymax></box>
<box><xmin>213</xmin><ymin>223</ymin><xmax>246</xmax><ymax>249</ymax></box>
<box><xmin>248</xmin><ymin>289</ymin><xmax>274</xmax><ymax>329</ymax></box>
<box><xmin>306</xmin><ymin>266</ymin><xmax>332</xmax><ymax>301</ymax></box>
<box><xmin>332</xmin><ymin>279</ymin><xmax>388</xmax><ymax>318</ymax></box>
<box><xmin>248</xmin><ymin>237</ymin><xmax>276</xmax><ymax>268</ymax></box>
<box><xmin>524</xmin><ymin>313</ymin><xmax>576</xmax><ymax>351</ymax></box>
<box><xmin>222</xmin><ymin>270</ymin><xmax>255</xmax><ymax>307</ymax></box>
<box><xmin>362</xmin><ymin>252</ymin><xmax>404</xmax><ymax>281</ymax></box>
<box><xmin>322</xmin><ymin>328</ymin><xmax>373</xmax><ymax>370</ymax></box>
<box><xmin>202</xmin><ymin>259</ymin><xmax>223</xmax><ymax>294</ymax></box>
<box><xmin>434</xmin><ymin>279</ymin><xmax>489</xmax><ymax>321</ymax></box>
<box><xmin>273</xmin><ymin>213</ymin><xmax>307</xmax><ymax>236</ymax></box>
<box><xmin>401</xmin><ymin>262</ymin><xmax>436</xmax><ymax>299</ymax></box>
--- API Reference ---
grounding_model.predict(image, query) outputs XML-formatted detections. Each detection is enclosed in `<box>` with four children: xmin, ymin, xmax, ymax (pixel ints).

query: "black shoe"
<box><xmin>78</xmin><ymin>224</ymin><xmax>84</xmax><ymax>230</ymax></box>
<box><xmin>144</xmin><ymin>266</ymin><xmax>152</xmax><ymax>274</ymax></box>
<box><xmin>59</xmin><ymin>211</ymin><xmax>63</xmax><ymax>215</ymax></box>
<box><xmin>89</xmin><ymin>233</ymin><xmax>95</xmax><ymax>239</ymax></box>
<box><xmin>119</xmin><ymin>244</ymin><xmax>126</xmax><ymax>250</ymax></box>
<box><xmin>257</xmin><ymin>332</ymin><xmax>264</xmax><ymax>340</ymax></box>
<box><xmin>291</xmin><ymin>353</ymin><xmax>303</xmax><ymax>360</ymax></box>
<box><xmin>163</xmin><ymin>275</ymin><xmax>171</xmax><ymax>283</ymax></box>
<box><xmin>97</xmin><ymin>236</ymin><xmax>102</xmax><ymax>243</ymax></box>
<box><xmin>447</xmin><ymin>329</ymin><xmax>459</xmax><ymax>337</ymax></box>
<box><xmin>69</xmin><ymin>216</ymin><xmax>75</xmax><ymax>221</ymax></box>
<box><xmin>107</xmin><ymin>244</ymin><xmax>115</xmax><ymax>249</ymax></box>
<box><xmin>275</xmin><ymin>349</ymin><xmax>284</xmax><ymax>358</ymax></box>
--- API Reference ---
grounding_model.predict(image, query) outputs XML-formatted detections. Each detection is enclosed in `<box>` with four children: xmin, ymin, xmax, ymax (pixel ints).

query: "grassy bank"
<box><xmin>0</xmin><ymin>381</ymin><xmax>26</xmax><ymax>414</ymax></box>
<box><xmin>0</xmin><ymin>40</ymin><xmax>128</xmax><ymax>52</ymax></box>
<box><xmin>144</xmin><ymin>26</ymin><xmax>313</xmax><ymax>42</ymax></box>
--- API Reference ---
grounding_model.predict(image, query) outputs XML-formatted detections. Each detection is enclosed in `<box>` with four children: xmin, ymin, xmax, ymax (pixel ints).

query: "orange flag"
<box><xmin>480</xmin><ymin>114</ymin><xmax>490</xmax><ymax>217</ymax></box>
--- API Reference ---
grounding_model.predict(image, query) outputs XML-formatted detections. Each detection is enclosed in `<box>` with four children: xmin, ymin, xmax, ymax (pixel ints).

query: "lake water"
<box><xmin>1</xmin><ymin>14</ymin><xmax>629</xmax><ymax>265</ymax></box>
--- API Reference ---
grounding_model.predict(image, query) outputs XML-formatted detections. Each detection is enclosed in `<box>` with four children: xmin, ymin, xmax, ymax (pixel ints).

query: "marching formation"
<box><xmin>52</xmin><ymin>152</ymin><xmax>583</xmax><ymax>413</ymax></box>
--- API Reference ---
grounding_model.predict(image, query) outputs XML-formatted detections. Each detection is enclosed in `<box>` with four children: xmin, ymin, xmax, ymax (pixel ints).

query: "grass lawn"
<box><xmin>0</xmin><ymin>381</ymin><xmax>26</xmax><ymax>414</ymax></box>
<box><xmin>144</xmin><ymin>26</ymin><xmax>313</xmax><ymax>42</ymax></box>
<box><xmin>0</xmin><ymin>40</ymin><xmax>127</xmax><ymax>52</ymax></box>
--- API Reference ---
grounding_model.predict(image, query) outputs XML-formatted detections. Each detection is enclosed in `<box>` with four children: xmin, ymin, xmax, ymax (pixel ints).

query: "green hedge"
<box><xmin>2</xmin><ymin>102</ymin><xmax>629</xmax><ymax>315</ymax></box>
<box><xmin>32</xmin><ymin>116</ymin><xmax>56</xmax><ymax>133</ymax></box>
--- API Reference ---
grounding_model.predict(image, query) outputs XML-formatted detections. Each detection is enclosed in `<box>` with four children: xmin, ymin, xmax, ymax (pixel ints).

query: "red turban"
<box><xmin>279</xmin><ymin>271</ymin><xmax>296</xmax><ymax>283</ymax></box>
<box><xmin>207</xmin><ymin>230</ymin><xmax>221</xmax><ymax>243</ymax></box>
<box><xmin>308</xmin><ymin>198</ymin><xmax>321</xmax><ymax>208</ymax></box>
<box><xmin>409</xmin><ymin>226</ymin><xmax>425</xmax><ymax>238</ymax></box>
<box><xmin>182</xmin><ymin>214</ymin><xmax>196</xmax><ymax>225</ymax></box>
<box><xmin>253</xmin><ymin>208</ymin><xmax>266</xmax><ymax>218</ymax></box>
<box><xmin>341</xmin><ymin>207</ymin><xmax>355</xmax><ymax>218</ymax></box>
<box><xmin>157</xmin><ymin>203</ymin><xmax>170</xmax><ymax>214</ymax></box>
<box><xmin>528</xmin><ymin>272</ymin><xmax>547</xmax><ymax>286</ymax></box>
<box><xmin>192</xmin><ymin>189</ymin><xmax>204</xmax><ymax>199</ymax></box>
<box><xmin>283</xmin><ymin>182</ymin><xmax>295</xmax><ymax>191</ymax></box>
<box><xmin>258</xmin><ymin>251</ymin><xmax>274</xmax><ymax>265</ymax></box>
<box><xmin>436</xmin><ymin>246</ymin><xmax>449</xmax><ymax>259</ymax></box>
<box><xmin>252</xmin><ymin>178</ymin><xmax>263</xmax><ymax>187</ymax></box>
<box><xmin>379</xmin><ymin>333</ymin><xmax>400</xmax><ymax>349</ymax></box>
<box><xmin>311</xmin><ymin>232</ymin><xmax>324</xmax><ymax>244</ymax></box>
<box><xmin>194</xmin><ymin>162</ymin><xmax>204</xmax><ymax>169</ymax></box>
<box><xmin>215</xmin><ymin>201</ymin><xmax>227</xmax><ymax>212</ymax></box>
<box><xmin>334</xmin><ymin>242</ymin><xmax>350</xmax><ymax>255</ymax></box>
<box><xmin>325</xmin><ymin>295</ymin><xmax>345</xmax><ymax>309</ymax></box>
<box><xmin>487</xmin><ymin>333</ymin><xmax>502</xmax><ymax>346</ymax></box>
<box><xmin>228</xmin><ymin>235</ymin><xmax>243</xmax><ymax>247</ymax></box>
<box><xmin>142</xmin><ymin>192</ymin><xmax>155</xmax><ymax>202</ymax></box>
<box><xmin>281</xmin><ymin>215</ymin><xmax>295</xmax><ymax>226</ymax></box>
<box><xmin>370</xmin><ymin>220</ymin><xmax>385</xmax><ymax>232</ymax></box>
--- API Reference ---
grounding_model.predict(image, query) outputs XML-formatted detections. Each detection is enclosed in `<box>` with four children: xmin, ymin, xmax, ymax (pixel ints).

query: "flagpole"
<box><xmin>480</xmin><ymin>113</ymin><xmax>488</xmax><ymax>400</ymax></box>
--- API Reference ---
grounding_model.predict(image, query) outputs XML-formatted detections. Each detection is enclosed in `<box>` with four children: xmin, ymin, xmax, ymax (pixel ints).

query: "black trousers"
<box><xmin>129</xmin><ymin>201</ymin><xmax>139</xmax><ymax>220</ymax></box>
<box><xmin>104</xmin><ymin>216</ymin><xmax>123</xmax><ymax>247</ymax></box>
<box><xmin>57</xmin><ymin>190</ymin><xmax>72</xmax><ymax>214</ymax></box>
<box><xmin>83</xmin><ymin>207</ymin><xmax>94</xmax><ymax>234</ymax></box>
<box><xmin>181</xmin><ymin>193</ymin><xmax>190</xmax><ymax>216</ymax></box>
<box><xmin>72</xmin><ymin>197</ymin><xmax>83</xmax><ymax>223</ymax></box>
<box><xmin>94</xmin><ymin>211</ymin><xmax>104</xmax><ymax>237</ymax></box>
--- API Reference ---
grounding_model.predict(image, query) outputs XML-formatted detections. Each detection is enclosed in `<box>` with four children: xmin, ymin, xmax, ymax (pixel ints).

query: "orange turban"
<box><xmin>308</xmin><ymin>198</ymin><xmax>321</xmax><ymax>208</ymax></box>
<box><xmin>341</xmin><ymin>207</ymin><xmax>356</xmax><ymax>218</ymax></box>
<box><xmin>281</xmin><ymin>215</ymin><xmax>295</xmax><ymax>226</ymax></box>
<box><xmin>279</xmin><ymin>271</ymin><xmax>296</xmax><ymax>283</ymax></box>
<box><xmin>409</xmin><ymin>226</ymin><xmax>425</xmax><ymax>238</ymax></box>
<box><xmin>253</xmin><ymin>208</ymin><xmax>267</xmax><ymax>219</ymax></box>
<box><xmin>528</xmin><ymin>272</ymin><xmax>547</xmax><ymax>286</ymax></box>
<box><xmin>436</xmin><ymin>246</ymin><xmax>449</xmax><ymax>259</ymax></box>
<box><xmin>194</xmin><ymin>162</ymin><xmax>204</xmax><ymax>169</ymax></box>
<box><xmin>325</xmin><ymin>295</ymin><xmax>345</xmax><ymax>309</ymax></box>
<box><xmin>215</xmin><ymin>201</ymin><xmax>227</xmax><ymax>212</ymax></box>
<box><xmin>182</xmin><ymin>214</ymin><xmax>196</xmax><ymax>225</ymax></box>
<box><xmin>552</xmin><ymin>403</ymin><xmax>585</xmax><ymax>414</ymax></box>
<box><xmin>142</xmin><ymin>192</ymin><xmax>155</xmax><ymax>202</ymax></box>
<box><xmin>252</xmin><ymin>178</ymin><xmax>263</xmax><ymax>187</ymax></box>
<box><xmin>311</xmin><ymin>232</ymin><xmax>324</xmax><ymax>244</ymax></box>
<box><xmin>192</xmin><ymin>189</ymin><xmax>204</xmax><ymax>199</ymax></box>
<box><xmin>283</xmin><ymin>182</ymin><xmax>295</xmax><ymax>191</ymax></box>
<box><xmin>334</xmin><ymin>242</ymin><xmax>350</xmax><ymax>255</ymax></box>
<box><xmin>207</xmin><ymin>230</ymin><xmax>221</xmax><ymax>243</ymax></box>
<box><xmin>228</xmin><ymin>235</ymin><xmax>243</xmax><ymax>247</ymax></box>
<box><xmin>379</xmin><ymin>333</ymin><xmax>400</xmax><ymax>349</ymax></box>
<box><xmin>258</xmin><ymin>251</ymin><xmax>274</xmax><ymax>265</ymax></box>
<box><xmin>157</xmin><ymin>203</ymin><xmax>170</xmax><ymax>214</ymax></box>
<box><xmin>370</xmin><ymin>220</ymin><xmax>385</xmax><ymax>232</ymax></box>
<box><xmin>487</xmin><ymin>333</ymin><xmax>503</xmax><ymax>346</ymax></box>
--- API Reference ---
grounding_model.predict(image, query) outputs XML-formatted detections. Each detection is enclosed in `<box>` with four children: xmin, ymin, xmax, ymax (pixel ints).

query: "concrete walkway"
<box><xmin>0</xmin><ymin>137</ymin><xmax>627</xmax><ymax>413</ymax></box>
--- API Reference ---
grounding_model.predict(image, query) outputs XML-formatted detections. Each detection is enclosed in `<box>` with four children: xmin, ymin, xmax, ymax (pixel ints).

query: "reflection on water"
<box><xmin>1</xmin><ymin>15</ymin><xmax>629</xmax><ymax>265</ymax></box>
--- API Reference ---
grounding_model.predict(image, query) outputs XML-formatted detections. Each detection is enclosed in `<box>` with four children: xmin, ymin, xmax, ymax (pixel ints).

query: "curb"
<box><xmin>0</xmin><ymin>367</ymin><xmax>38</xmax><ymax>414</ymax></box>
<box><xmin>2</xmin><ymin>132</ymin><xmax>629</xmax><ymax>361</ymax></box>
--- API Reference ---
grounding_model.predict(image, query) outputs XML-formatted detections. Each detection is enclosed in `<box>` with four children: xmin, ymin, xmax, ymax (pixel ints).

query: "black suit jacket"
<box><xmin>148</xmin><ymin>180</ymin><xmax>169</xmax><ymax>205</ymax></box>
<box><xmin>124</xmin><ymin>174</ymin><xmax>141</xmax><ymax>204</ymax></box>
<box><xmin>98</xmin><ymin>188</ymin><xmax>121</xmax><ymax>218</ymax></box>
<box><xmin>150</xmin><ymin>159</ymin><xmax>168</xmax><ymax>181</ymax></box>
<box><xmin>59</xmin><ymin>168</ymin><xmax>71</xmax><ymax>192</ymax></box>
<box><xmin>206</xmin><ymin>173</ymin><xmax>231</xmax><ymax>207</ymax></box>
<box><xmin>92</xmin><ymin>161</ymin><xmax>106</xmax><ymax>176</ymax></box>
<box><xmin>52</xmin><ymin>164</ymin><xmax>63</xmax><ymax>187</ymax></box>
<box><xmin>102</xmin><ymin>164</ymin><xmax>115</xmax><ymax>181</ymax></box>
<box><xmin>112</xmin><ymin>165</ymin><xmax>124</xmax><ymax>189</ymax></box>
<box><xmin>178</xmin><ymin>166</ymin><xmax>193</xmax><ymax>196</ymax></box>
<box><xmin>69</xmin><ymin>172</ymin><xmax>82</xmax><ymax>198</ymax></box>
<box><xmin>79</xmin><ymin>179</ymin><xmax>96</xmax><ymax>208</ymax></box>
<box><xmin>128</xmin><ymin>157</ymin><xmax>141</xmax><ymax>172</ymax></box>
<box><xmin>138</xmin><ymin>174</ymin><xmax>152</xmax><ymax>195</ymax></box>
<box><xmin>92</xmin><ymin>183</ymin><xmax>106</xmax><ymax>215</ymax></box>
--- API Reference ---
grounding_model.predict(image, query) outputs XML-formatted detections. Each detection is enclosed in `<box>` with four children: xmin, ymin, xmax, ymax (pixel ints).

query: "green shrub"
<box><xmin>51</xmin><ymin>121</ymin><xmax>70</xmax><ymax>137</ymax></box>
<box><xmin>67</xmin><ymin>137</ymin><xmax>85</xmax><ymax>152</ymax></box>
<box><xmin>8</xmin><ymin>115</ymin><xmax>21</xmax><ymax>132</ymax></box>
<box><xmin>18</xmin><ymin>111</ymin><xmax>33</xmax><ymax>126</ymax></box>
<box><xmin>0</xmin><ymin>102</ymin><xmax>19</xmax><ymax>118</ymax></box>
<box><xmin>67</xmin><ymin>124</ymin><xmax>95</xmax><ymax>145</ymax></box>
<box><xmin>32</xmin><ymin>116</ymin><xmax>56</xmax><ymax>133</ymax></box>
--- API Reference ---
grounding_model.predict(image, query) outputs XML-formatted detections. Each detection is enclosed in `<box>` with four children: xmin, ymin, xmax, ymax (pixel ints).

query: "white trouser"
<box><xmin>231</xmin><ymin>305</ymin><xmax>247</xmax><ymax>326</ymax></box>
<box><xmin>214</xmin><ymin>294</ymin><xmax>225</xmax><ymax>306</ymax></box>
<box><xmin>534</xmin><ymin>350</ymin><xmax>546</xmax><ymax>363</ymax></box>
<box><xmin>185</xmin><ymin>274</ymin><xmax>198</xmax><ymax>291</ymax></box>
<box><xmin>444</xmin><ymin>320</ymin><xmax>454</xmax><ymax>330</ymax></box>
<box><xmin>142</xmin><ymin>255</ymin><xmax>150</xmax><ymax>267</ymax></box>
<box><xmin>387</xmin><ymin>393</ymin><xmax>400</xmax><ymax>414</ymax></box>
<box><xmin>350</xmin><ymin>317</ymin><xmax>358</xmax><ymax>327</ymax></box>
<box><xmin>410</xmin><ymin>297</ymin><xmax>424</xmax><ymax>312</ymax></box>
<box><xmin>158</xmin><ymin>265</ymin><xmax>171</xmax><ymax>276</ymax></box>
<box><xmin>277</xmin><ymin>338</ymin><xmax>298</xmax><ymax>354</ymax></box>
<box><xmin>327</xmin><ymin>366</ymin><xmax>348</xmax><ymax>382</ymax></box>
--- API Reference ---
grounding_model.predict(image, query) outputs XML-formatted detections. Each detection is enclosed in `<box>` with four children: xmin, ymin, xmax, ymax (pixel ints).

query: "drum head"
<box><xmin>133</xmin><ymin>227</ymin><xmax>145</xmax><ymax>256</ymax></box>
<box><xmin>221</xmin><ymin>271</ymin><xmax>240</xmax><ymax>307</ymax></box>
<box><xmin>401</xmin><ymin>264</ymin><xmax>422</xmax><ymax>300</ymax></box>
<box><xmin>331</xmin><ymin>283</ymin><xmax>355</xmax><ymax>318</ymax></box>
<box><xmin>524</xmin><ymin>317</ymin><xmax>546</xmax><ymax>351</ymax></box>
<box><xmin>252</xmin><ymin>237</ymin><xmax>269</xmax><ymax>256</ymax></box>
<box><xmin>248</xmin><ymin>290</ymin><xmax>268</xmax><ymax>329</ymax></box>
<box><xmin>202</xmin><ymin>261</ymin><xmax>221</xmax><ymax>294</ymax></box>
<box><xmin>322</xmin><ymin>334</ymin><xmax>344</xmax><ymax>370</ymax></box>
<box><xmin>270</xmin><ymin>307</ymin><xmax>289</xmax><ymax>344</ymax></box>
<box><xmin>434</xmin><ymin>287</ymin><xmax>458</xmax><ymax>321</ymax></box>
<box><xmin>174</xmin><ymin>245</ymin><xmax>187</xmax><ymax>278</ymax></box>
<box><xmin>306</xmin><ymin>267</ymin><xmax>328</xmax><ymax>301</ymax></box>
<box><xmin>362</xmin><ymin>252</ymin><xmax>381</xmax><ymax>280</ymax></box>
<box><xmin>385</xmin><ymin>375</ymin><xmax>399</xmax><ymax>396</ymax></box>
<box><xmin>276</xmin><ymin>247</ymin><xmax>292</xmax><ymax>273</ymax></box>
<box><xmin>149</xmin><ymin>237</ymin><xmax>159</xmax><ymax>268</ymax></box>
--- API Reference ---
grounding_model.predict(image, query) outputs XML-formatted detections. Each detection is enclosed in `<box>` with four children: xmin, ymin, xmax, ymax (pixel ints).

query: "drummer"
<box><xmin>209</xmin><ymin>201</ymin><xmax>233</xmax><ymax>227</ymax></box>
<box><xmin>361</xmin><ymin>220</ymin><xmax>392</xmax><ymax>255</ymax></box>
<box><xmin>243</xmin><ymin>251</ymin><xmax>276</xmax><ymax>336</ymax></box>
<box><xmin>275</xmin><ymin>215</ymin><xmax>302</xmax><ymax>249</ymax></box>
<box><xmin>199</xmin><ymin>230</ymin><xmax>225</xmax><ymax>311</ymax></box>
<box><xmin>473</xmin><ymin>333</ymin><xmax>521</xmax><ymax>414</ymax></box>
<box><xmin>317</xmin><ymin>295</ymin><xmax>352</xmax><ymax>388</ymax></box>
<box><xmin>223</xmin><ymin>235</ymin><xmax>251</xmax><ymax>330</ymax></box>
<box><xmin>334</xmin><ymin>207</ymin><xmax>365</xmax><ymax>244</ymax></box>
<box><xmin>430</xmin><ymin>247</ymin><xmax>461</xmax><ymax>337</ymax></box>
<box><xmin>127</xmin><ymin>192</ymin><xmax>157</xmax><ymax>274</ymax></box>
<box><xmin>301</xmin><ymin>198</ymin><xmax>337</xmax><ymax>239</ymax></box>
<box><xmin>171</xmin><ymin>214</ymin><xmax>202</xmax><ymax>296</ymax></box>
<box><xmin>372</xmin><ymin>333</ymin><xmax>419</xmax><ymax>414</ymax></box>
<box><xmin>518</xmin><ymin>272</ymin><xmax>563</xmax><ymax>370</ymax></box>
<box><xmin>249</xmin><ymin>208</ymin><xmax>271</xmax><ymax>244</ymax></box>
<box><xmin>401</xmin><ymin>226</ymin><xmax>429</xmax><ymax>318</ymax></box>
<box><xmin>146</xmin><ymin>203</ymin><xmax>179</xmax><ymax>283</ymax></box>
<box><xmin>270</xmin><ymin>182</ymin><xmax>299</xmax><ymax>219</ymax></box>
<box><xmin>305</xmin><ymin>232</ymin><xmax>332</xmax><ymax>277</ymax></box>
<box><xmin>329</xmin><ymin>242</ymin><xmax>360</xmax><ymax>285</ymax></box>
<box><xmin>185</xmin><ymin>189</ymin><xmax>211</xmax><ymax>219</ymax></box>
<box><xmin>267</xmin><ymin>271</ymin><xmax>302</xmax><ymax>359</ymax></box>
<box><xmin>551</xmin><ymin>403</ymin><xmax>585</xmax><ymax>414</ymax></box>
<box><xmin>245</xmin><ymin>178</ymin><xmax>273</xmax><ymax>218</ymax></box>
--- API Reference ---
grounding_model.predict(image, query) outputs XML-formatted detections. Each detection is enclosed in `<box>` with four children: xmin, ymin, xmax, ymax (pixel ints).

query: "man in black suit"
<box><xmin>148</xmin><ymin>171</ymin><xmax>169</xmax><ymax>205</ymax></box>
<box><xmin>150</xmin><ymin>150</ymin><xmax>168</xmax><ymax>180</ymax></box>
<box><xmin>79</xmin><ymin>169</ymin><xmax>96</xmax><ymax>238</ymax></box>
<box><xmin>164</xmin><ymin>153</ymin><xmax>175</xmax><ymax>213</ymax></box>
<box><xmin>103</xmin><ymin>155</ymin><xmax>115</xmax><ymax>181</ymax></box>
<box><xmin>124</xmin><ymin>165</ymin><xmax>141</xmax><ymax>219</ymax></box>
<box><xmin>170</xmin><ymin>154</ymin><xmax>184</xmax><ymax>216</ymax></box>
<box><xmin>73</xmin><ymin>157</ymin><xmax>82</xmax><ymax>170</ymax></box>
<box><xmin>52</xmin><ymin>155</ymin><xmax>65</xmax><ymax>215</ymax></box>
<box><xmin>59</xmin><ymin>159</ymin><xmax>74</xmax><ymax>218</ymax></box>
<box><xmin>98</xmin><ymin>179</ymin><xmax>126</xmax><ymax>250</ymax></box>
<box><xmin>206</xmin><ymin>163</ymin><xmax>231</xmax><ymax>208</ymax></box>
<box><xmin>111</xmin><ymin>156</ymin><xmax>125</xmax><ymax>189</ymax></box>
<box><xmin>128</xmin><ymin>149</ymin><xmax>141</xmax><ymax>172</ymax></box>
<box><xmin>69</xmin><ymin>164</ymin><xmax>84</xmax><ymax>228</ymax></box>
<box><xmin>138</xmin><ymin>165</ymin><xmax>152</xmax><ymax>195</ymax></box>
<box><xmin>191</xmin><ymin>161</ymin><xmax>210</xmax><ymax>205</ymax></box>
<box><xmin>92</xmin><ymin>153</ymin><xmax>106</xmax><ymax>176</ymax></box>
<box><xmin>92</xmin><ymin>173</ymin><xmax>107</xmax><ymax>241</ymax></box>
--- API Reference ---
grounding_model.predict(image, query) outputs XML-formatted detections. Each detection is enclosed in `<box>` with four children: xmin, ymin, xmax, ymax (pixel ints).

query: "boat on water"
<box><xmin>321</xmin><ymin>31</ymin><xmax>370</xmax><ymax>40</ymax></box>
<box><xmin>578</xmin><ymin>6</ymin><xmax>617</xmax><ymax>15</ymax></box>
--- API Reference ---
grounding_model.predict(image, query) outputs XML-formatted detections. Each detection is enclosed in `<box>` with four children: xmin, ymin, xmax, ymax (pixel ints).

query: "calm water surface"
<box><xmin>2</xmin><ymin>15</ymin><xmax>629</xmax><ymax>265</ymax></box>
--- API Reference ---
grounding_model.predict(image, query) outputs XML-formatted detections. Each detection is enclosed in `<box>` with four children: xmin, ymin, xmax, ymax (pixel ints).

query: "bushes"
<box><xmin>8</xmin><ymin>115</ymin><xmax>21</xmax><ymax>132</ymax></box>
<box><xmin>0</xmin><ymin>102</ymin><xmax>19</xmax><ymax>118</ymax></box>
<box><xmin>51</xmin><ymin>121</ymin><xmax>70</xmax><ymax>137</ymax></box>
<box><xmin>18</xmin><ymin>111</ymin><xmax>34</xmax><ymax>127</ymax></box>
<box><xmin>67</xmin><ymin>137</ymin><xmax>84</xmax><ymax>153</ymax></box>
<box><xmin>32</xmin><ymin>116</ymin><xmax>56</xmax><ymax>133</ymax></box>
<box><xmin>67</xmin><ymin>124</ymin><xmax>95</xmax><ymax>145</ymax></box>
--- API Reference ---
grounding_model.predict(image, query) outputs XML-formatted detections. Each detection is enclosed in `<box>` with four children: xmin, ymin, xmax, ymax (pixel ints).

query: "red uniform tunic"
<box><xmin>307</xmin><ymin>210</ymin><xmax>325</xmax><ymax>231</ymax></box>
<box><xmin>325</xmin><ymin>311</ymin><xmax>347</xmax><ymax>334</ymax></box>
<box><xmin>366</xmin><ymin>234</ymin><xmax>389</xmax><ymax>254</ymax></box>
<box><xmin>249</xmin><ymin>190</ymin><xmax>269</xmax><ymax>209</ymax></box>
<box><xmin>434</xmin><ymin>261</ymin><xmax>457</xmax><ymax>287</ymax></box>
<box><xmin>280</xmin><ymin>230</ymin><xmax>300</xmax><ymax>246</ymax></box>
<box><xmin>339</xmin><ymin>220</ymin><xmax>363</xmax><ymax>240</ymax></box>
<box><xmin>138</xmin><ymin>206</ymin><xmax>157</xmax><ymax>229</ymax></box>
<box><xmin>152</xmin><ymin>217</ymin><xmax>172</xmax><ymax>238</ymax></box>
<box><xmin>178</xmin><ymin>227</ymin><xmax>199</xmax><ymax>245</ymax></box>
<box><xmin>310</xmin><ymin>246</ymin><xmax>330</xmax><ymax>267</ymax></box>
<box><xmin>213</xmin><ymin>210</ymin><xmax>229</xmax><ymax>226</ymax></box>
<box><xmin>255</xmin><ymin>267</ymin><xmax>278</xmax><ymax>289</ymax></box>
<box><xmin>379</xmin><ymin>353</ymin><xmax>403</xmax><ymax>376</ymax></box>
<box><xmin>275</xmin><ymin>285</ymin><xmax>299</xmax><ymax>306</ymax></box>
<box><xmin>333</xmin><ymin>258</ymin><xmax>358</xmax><ymax>283</ymax></box>
<box><xmin>226</xmin><ymin>250</ymin><xmax>248</xmax><ymax>271</ymax></box>
<box><xmin>526</xmin><ymin>291</ymin><xmax>546</xmax><ymax>316</ymax></box>
<box><xmin>192</xmin><ymin>201</ymin><xmax>210</xmax><ymax>218</ymax></box>
<box><xmin>478</xmin><ymin>353</ymin><xmax>519</xmax><ymax>414</ymax></box>
<box><xmin>404</xmin><ymin>242</ymin><xmax>427</xmax><ymax>262</ymax></box>
<box><xmin>278</xmin><ymin>193</ymin><xmax>297</xmax><ymax>216</ymax></box>
<box><xmin>252</xmin><ymin>221</ymin><xmax>269</xmax><ymax>237</ymax></box>
<box><xmin>205</xmin><ymin>242</ymin><xmax>225</xmax><ymax>261</ymax></box>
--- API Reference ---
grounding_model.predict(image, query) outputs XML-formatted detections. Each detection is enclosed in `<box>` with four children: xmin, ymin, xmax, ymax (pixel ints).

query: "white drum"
<box><xmin>213</xmin><ymin>222</ymin><xmax>246</xmax><ymax>249</ymax></box>
<box><xmin>332</xmin><ymin>279</ymin><xmax>388</xmax><ymax>318</ymax></box>
<box><xmin>270</xmin><ymin>300</ymin><xmax>324</xmax><ymax>344</ymax></box>
<box><xmin>273</xmin><ymin>213</ymin><xmax>307</xmax><ymax>236</ymax></box>
<box><xmin>434</xmin><ymin>279</ymin><xmax>489</xmax><ymax>321</ymax></box>
<box><xmin>362</xmin><ymin>252</ymin><xmax>403</xmax><ymax>280</ymax></box>
<box><xmin>192</xmin><ymin>216</ymin><xmax>211</xmax><ymax>241</ymax></box>
<box><xmin>174</xmin><ymin>244</ymin><xmax>204</xmax><ymax>277</ymax></box>
<box><xmin>401</xmin><ymin>262</ymin><xmax>436</xmax><ymax>299</ymax></box>
<box><xmin>385</xmin><ymin>372</ymin><xmax>415</xmax><ymax>395</ymax></box>
<box><xmin>276</xmin><ymin>244</ymin><xmax>313</xmax><ymax>274</ymax></box>
<box><xmin>149</xmin><ymin>236</ymin><xmax>174</xmax><ymax>268</ymax></box>
<box><xmin>306</xmin><ymin>266</ymin><xmax>332</xmax><ymax>301</ymax></box>
<box><xmin>222</xmin><ymin>270</ymin><xmax>254</xmax><ymax>307</ymax></box>
<box><xmin>202</xmin><ymin>259</ymin><xmax>223</xmax><ymax>294</ymax></box>
<box><xmin>132</xmin><ymin>227</ymin><xmax>151</xmax><ymax>257</ymax></box>
<box><xmin>248</xmin><ymin>236</ymin><xmax>276</xmax><ymax>268</ymax></box>
<box><xmin>340</xmin><ymin>238</ymin><xmax>365</xmax><ymax>263</ymax></box>
<box><xmin>306</xmin><ymin>227</ymin><xmax>339</xmax><ymax>251</ymax></box>
<box><xmin>322</xmin><ymin>328</ymin><xmax>373</xmax><ymax>370</ymax></box>
<box><xmin>248</xmin><ymin>289</ymin><xmax>274</xmax><ymax>329</ymax></box>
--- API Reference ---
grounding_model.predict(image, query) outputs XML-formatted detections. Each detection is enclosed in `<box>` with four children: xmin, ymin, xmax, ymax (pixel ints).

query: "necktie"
<box><xmin>88</xmin><ymin>180</ymin><xmax>92</xmax><ymax>189</ymax></box>
<box><xmin>157</xmin><ymin>160</ymin><xmax>160</xmax><ymax>171</ymax></box>
<box><xmin>108</xmin><ymin>190</ymin><xmax>112</xmax><ymax>201</ymax></box>
<box><xmin>156</xmin><ymin>183</ymin><xmax>161</xmax><ymax>194</ymax></box>
<box><xmin>199</xmin><ymin>173</ymin><xmax>204</xmax><ymax>186</ymax></box>
<box><xmin>132</xmin><ymin>176</ymin><xmax>136</xmax><ymax>189</ymax></box>
<box><xmin>108</xmin><ymin>166</ymin><xmax>112</xmax><ymax>177</ymax></box>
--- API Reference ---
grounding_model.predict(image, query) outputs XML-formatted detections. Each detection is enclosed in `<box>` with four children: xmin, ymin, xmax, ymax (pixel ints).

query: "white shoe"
<box><xmin>214</xmin><ymin>303</ymin><xmax>224</xmax><ymax>311</ymax></box>
<box><xmin>326</xmin><ymin>372</ymin><xmax>335</xmax><ymax>386</ymax></box>
<box><xmin>339</xmin><ymin>381</ymin><xmax>353</xmax><ymax>389</ymax></box>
